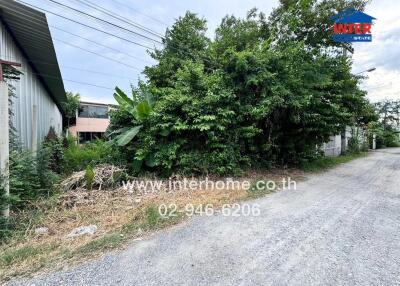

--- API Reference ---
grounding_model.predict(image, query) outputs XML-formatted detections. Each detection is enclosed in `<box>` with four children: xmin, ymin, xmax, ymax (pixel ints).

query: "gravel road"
<box><xmin>9</xmin><ymin>149</ymin><xmax>400</xmax><ymax>286</ymax></box>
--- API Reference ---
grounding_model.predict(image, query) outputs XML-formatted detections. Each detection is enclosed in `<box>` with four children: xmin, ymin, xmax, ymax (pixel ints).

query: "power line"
<box><xmin>16</xmin><ymin>0</ymin><xmax>218</xmax><ymax>72</ymax></box>
<box><xmin>2</xmin><ymin>5</ymin><xmax>152</xmax><ymax>67</ymax></box>
<box><xmin>1</xmin><ymin>53</ymin><xmax>135</xmax><ymax>85</ymax></box>
<box><xmin>60</xmin><ymin>78</ymin><xmax>116</xmax><ymax>90</ymax></box>
<box><xmin>54</xmin><ymin>38</ymin><xmax>142</xmax><ymax>71</ymax></box>
<box><xmin>60</xmin><ymin>65</ymin><xmax>137</xmax><ymax>80</ymax></box>
<box><xmin>50</xmin><ymin>25</ymin><xmax>153</xmax><ymax>65</ymax></box>
<box><xmin>47</xmin><ymin>0</ymin><xmax>163</xmax><ymax>45</ymax></box>
<box><xmin>9</xmin><ymin>33</ymin><xmax>143</xmax><ymax>72</ymax></box>
<box><xmin>75</xmin><ymin>0</ymin><xmax>164</xmax><ymax>39</ymax></box>
<box><xmin>0</xmin><ymin>53</ymin><xmax>139</xmax><ymax>80</ymax></box>
<box><xmin>110</xmin><ymin>0</ymin><xmax>169</xmax><ymax>27</ymax></box>
<box><xmin>7</xmin><ymin>67</ymin><xmax>122</xmax><ymax>91</ymax></box>
<box><xmin>72</xmin><ymin>0</ymin><xmax>217</xmax><ymax>68</ymax></box>
<box><xmin>16</xmin><ymin>0</ymin><xmax>155</xmax><ymax>50</ymax></box>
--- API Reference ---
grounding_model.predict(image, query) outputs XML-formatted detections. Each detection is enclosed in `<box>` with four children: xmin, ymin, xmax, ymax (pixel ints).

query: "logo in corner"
<box><xmin>331</xmin><ymin>8</ymin><xmax>376</xmax><ymax>42</ymax></box>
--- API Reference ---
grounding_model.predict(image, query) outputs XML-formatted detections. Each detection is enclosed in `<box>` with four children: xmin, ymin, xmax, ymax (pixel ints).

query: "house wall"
<box><xmin>68</xmin><ymin>102</ymin><xmax>111</xmax><ymax>140</ymax></box>
<box><xmin>69</xmin><ymin>117</ymin><xmax>110</xmax><ymax>137</ymax></box>
<box><xmin>0</xmin><ymin>21</ymin><xmax>63</xmax><ymax>150</ymax></box>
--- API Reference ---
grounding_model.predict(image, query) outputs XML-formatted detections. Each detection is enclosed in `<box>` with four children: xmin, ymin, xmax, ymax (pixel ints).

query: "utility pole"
<box><xmin>0</xmin><ymin>59</ymin><xmax>21</xmax><ymax>218</ymax></box>
<box><xmin>340</xmin><ymin>44</ymin><xmax>354</xmax><ymax>154</ymax></box>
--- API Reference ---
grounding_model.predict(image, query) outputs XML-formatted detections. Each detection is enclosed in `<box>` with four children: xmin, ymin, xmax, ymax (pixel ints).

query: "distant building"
<box><xmin>0</xmin><ymin>0</ymin><xmax>66</xmax><ymax>151</ymax></box>
<box><xmin>68</xmin><ymin>101</ymin><xmax>113</xmax><ymax>143</ymax></box>
<box><xmin>323</xmin><ymin>126</ymin><xmax>368</xmax><ymax>156</ymax></box>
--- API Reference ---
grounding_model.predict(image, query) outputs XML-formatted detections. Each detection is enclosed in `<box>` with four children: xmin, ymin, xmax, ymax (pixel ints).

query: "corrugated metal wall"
<box><xmin>0</xmin><ymin>21</ymin><xmax>63</xmax><ymax>150</ymax></box>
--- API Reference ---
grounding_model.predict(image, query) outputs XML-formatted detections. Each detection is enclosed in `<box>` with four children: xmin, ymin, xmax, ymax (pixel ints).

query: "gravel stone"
<box><xmin>8</xmin><ymin>148</ymin><xmax>400</xmax><ymax>286</ymax></box>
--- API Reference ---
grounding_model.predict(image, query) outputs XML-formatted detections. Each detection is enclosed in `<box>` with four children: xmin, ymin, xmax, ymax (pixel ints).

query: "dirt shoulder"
<box><xmin>0</xmin><ymin>152</ymin><xmax>366</xmax><ymax>283</ymax></box>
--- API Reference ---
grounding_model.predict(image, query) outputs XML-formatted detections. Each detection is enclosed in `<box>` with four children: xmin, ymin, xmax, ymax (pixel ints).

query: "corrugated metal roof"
<box><xmin>0</xmin><ymin>0</ymin><xmax>66</xmax><ymax>115</ymax></box>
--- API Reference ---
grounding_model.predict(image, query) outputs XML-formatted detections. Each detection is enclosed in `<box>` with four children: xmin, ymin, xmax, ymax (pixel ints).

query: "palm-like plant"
<box><xmin>110</xmin><ymin>87</ymin><xmax>154</xmax><ymax>146</ymax></box>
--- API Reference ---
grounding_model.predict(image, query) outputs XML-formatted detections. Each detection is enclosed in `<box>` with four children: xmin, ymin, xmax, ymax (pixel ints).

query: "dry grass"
<box><xmin>0</xmin><ymin>168</ymin><xmax>304</xmax><ymax>283</ymax></box>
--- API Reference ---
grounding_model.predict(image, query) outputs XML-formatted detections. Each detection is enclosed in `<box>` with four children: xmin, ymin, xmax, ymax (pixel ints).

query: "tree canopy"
<box><xmin>109</xmin><ymin>0</ymin><xmax>375</xmax><ymax>176</ymax></box>
<box><xmin>63</xmin><ymin>92</ymin><xmax>81</xmax><ymax>128</ymax></box>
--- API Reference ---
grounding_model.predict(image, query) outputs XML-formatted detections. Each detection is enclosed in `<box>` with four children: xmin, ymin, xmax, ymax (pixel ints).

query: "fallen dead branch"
<box><xmin>59</xmin><ymin>164</ymin><xmax>126</xmax><ymax>192</ymax></box>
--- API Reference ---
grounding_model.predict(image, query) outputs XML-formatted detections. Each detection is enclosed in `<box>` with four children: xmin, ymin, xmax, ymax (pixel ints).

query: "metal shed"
<box><xmin>0</xmin><ymin>0</ymin><xmax>66</xmax><ymax>150</ymax></box>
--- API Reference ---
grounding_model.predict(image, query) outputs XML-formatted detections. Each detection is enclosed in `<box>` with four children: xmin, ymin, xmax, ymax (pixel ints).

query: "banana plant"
<box><xmin>112</xmin><ymin>87</ymin><xmax>153</xmax><ymax>147</ymax></box>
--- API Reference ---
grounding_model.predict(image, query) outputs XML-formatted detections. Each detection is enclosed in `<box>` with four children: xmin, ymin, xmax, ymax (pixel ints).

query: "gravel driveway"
<box><xmin>9</xmin><ymin>149</ymin><xmax>400</xmax><ymax>286</ymax></box>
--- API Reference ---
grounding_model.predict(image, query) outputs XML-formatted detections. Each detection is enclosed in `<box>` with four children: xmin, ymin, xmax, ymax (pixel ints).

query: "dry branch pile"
<box><xmin>60</xmin><ymin>164</ymin><xmax>126</xmax><ymax>192</ymax></box>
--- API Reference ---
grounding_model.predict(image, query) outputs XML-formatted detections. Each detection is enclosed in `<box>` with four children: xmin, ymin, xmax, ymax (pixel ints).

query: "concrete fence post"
<box><xmin>372</xmin><ymin>134</ymin><xmax>376</xmax><ymax>150</ymax></box>
<box><xmin>0</xmin><ymin>81</ymin><xmax>10</xmax><ymax>217</ymax></box>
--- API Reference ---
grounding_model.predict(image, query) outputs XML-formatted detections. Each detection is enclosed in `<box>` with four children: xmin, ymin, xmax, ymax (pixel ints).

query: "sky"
<box><xmin>22</xmin><ymin>0</ymin><xmax>400</xmax><ymax>104</ymax></box>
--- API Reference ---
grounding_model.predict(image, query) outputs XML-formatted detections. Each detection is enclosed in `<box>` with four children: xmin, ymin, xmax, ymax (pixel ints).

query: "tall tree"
<box><xmin>110</xmin><ymin>2</ymin><xmax>375</xmax><ymax>174</ymax></box>
<box><xmin>62</xmin><ymin>92</ymin><xmax>80</xmax><ymax>129</ymax></box>
<box><xmin>269</xmin><ymin>0</ymin><xmax>369</xmax><ymax>49</ymax></box>
<box><xmin>144</xmin><ymin>12</ymin><xmax>210</xmax><ymax>88</ymax></box>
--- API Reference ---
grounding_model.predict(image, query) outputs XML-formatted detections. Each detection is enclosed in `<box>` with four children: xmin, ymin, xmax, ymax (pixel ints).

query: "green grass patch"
<box><xmin>299</xmin><ymin>152</ymin><xmax>367</xmax><ymax>172</ymax></box>
<box><xmin>145</xmin><ymin>205</ymin><xmax>160</xmax><ymax>228</ymax></box>
<box><xmin>141</xmin><ymin>205</ymin><xmax>184</xmax><ymax>231</ymax></box>
<box><xmin>77</xmin><ymin>234</ymin><xmax>125</xmax><ymax>255</ymax></box>
<box><xmin>246</xmin><ymin>180</ymin><xmax>276</xmax><ymax>199</ymax></box>
<box><xmin>0</xmin><ymin>244</ymin><xmax>56</xmax><ymax>267</ymax></box>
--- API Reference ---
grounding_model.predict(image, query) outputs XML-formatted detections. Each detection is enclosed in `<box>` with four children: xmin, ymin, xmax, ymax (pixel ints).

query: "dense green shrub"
<box><xmin>8</xmin><ymin>149</ymin><xmax>41</xmax><ymax>207</ymax></box>
<box><xmin>347</xmin><ymin>137</ymin><xmax>361</xmax><ymax>154</ymax></box>
<box><xmin>377</xmin><ymin>127</ymin><xmax>400</xmax><ymax>148</ymax></box>
<box><xmin>372</xmin><ymin>100</ymin><xmax>400</xmax><ymax>148</ymax></box>
<box><xmin>1</xmin><ymin>128</ymin><xmax>65</xmax><ymax>213</ymax></box>
<box><xmin>369</xmin><ymin>122</ymin><xmax>400</xmax><ymax>149</ymax></box>
<box><xmin>108</xmin><ymin>6</ymin><xmax>373</xmax><ymax>176</ymax></box>
<box><xmin>62</xmin><ymin>138</ymin><xmax>125</xmax><ymax>174</ymax></box>
<box><xmin>1</xmin><ymin>67</ymin><xmax>65</xmax><ymax>240</ymax></box>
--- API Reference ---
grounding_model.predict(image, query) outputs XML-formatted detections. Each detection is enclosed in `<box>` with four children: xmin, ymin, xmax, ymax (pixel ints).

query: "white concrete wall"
<box><xmin>0</xmin><ymin>22</ymin><xmax>63</xmax><ymax>150</ymax></box>
<box><xmin>323</xmin><ymin>126</ymin><xmax>368</xmax><ymax>157</ymax></box>
<box><xmin>323</xmin><ymin>134</ymin><xmax>342</xmax><ymax>157</ymax></box>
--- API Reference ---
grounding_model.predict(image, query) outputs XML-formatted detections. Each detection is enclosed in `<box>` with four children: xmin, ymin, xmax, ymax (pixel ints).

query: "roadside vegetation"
<box><xmin>0</xmin><ymin>165</ymin><xmax>296</xmax><ymax>280</ymax></box>
<box><xmin>106</xmin><ymin>5</ymin><xmax>376</xmax><ymax>176</ymax></box>
<box><xmin>1</xmin><ymin>0</ymin><xmax>400</xmax><ymax>282</ymax></box>
<box><xmin>370</xmin><ymin>100</ymin><xmax>400</xmax><ymax>148</ymax></box>
<box><xmin>299</xmin><ymin>152</ymin><xmax>367</xmax><ymax>172</ymax></box>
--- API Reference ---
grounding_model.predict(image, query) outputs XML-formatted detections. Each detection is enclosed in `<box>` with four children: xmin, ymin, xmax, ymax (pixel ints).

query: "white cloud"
<box><xmin>352</xmin><ymin>0</ymin><xmax>400</xmax><ymax>102</ymax></box>
<box><xmin>27</xmin><ymin>0</ymin><xmax>400</xmax><ymax>104</ymax></box>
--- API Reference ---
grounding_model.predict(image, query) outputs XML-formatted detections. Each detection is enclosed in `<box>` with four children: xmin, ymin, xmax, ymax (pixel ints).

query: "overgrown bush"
<box><xmin>369</xmin><ymin>122</ymin><xmax>400</xmax><ymax>149</ymax></box>
<box><xmin>372</xmin><ymin>100</ymin><xmax>400</xmax><ymax>148</ymax></box>
<box><xmin>347</xmin><ymin>137</ymin><xmax>361</xmax><ymax>154</ymax></box>
<box><xmin>1</xmin><ymin>127</ymin><xmax>66</xmax><ymax>212</ymax></box>
<box><xmin>35</xmin><ymin>127</ymin><xmax>65</xmax><ymax>192</ymax></box>
<box><xmin>108</xmin><ymin>7</ymin><xmax>374</xmax><ymax>176</ymax></box>
<box><xmin>62</xmin><ymin>138</ymin><xmax>125</xmax><ymax>174</ymax></box>
<box><xmin>8</xmin><ymin>149</ymin><xmax>41</xmax><ymax>207</ymax></box>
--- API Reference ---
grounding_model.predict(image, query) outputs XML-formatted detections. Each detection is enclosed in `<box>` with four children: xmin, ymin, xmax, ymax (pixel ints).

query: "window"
<box><xmin>78</xmin><ymin>105</ymin><xmax>89</xmax><ymax>118</ymax></box>
<box><xmin>78</xmin><ymin>105</ymin><xmax>108</xmax><ymax>118</ymax></box>
<box><xmin>78</xmin><ymin>132</ymin><xmax>105</xmax><ymax>143</ymax></box>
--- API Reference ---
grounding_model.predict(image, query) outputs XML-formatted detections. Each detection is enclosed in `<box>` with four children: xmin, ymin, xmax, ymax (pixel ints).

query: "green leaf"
<box><xmin>116</xmin><ymin>125</ymin><xmax>142</xmax><ymax>146</ymax></box>
<box><xmin>114</xmin><ymin>87</ymin><xmax>137</xmax><ymax>116</ymax></box>
<box><xmin>114</xmin><ymin>87</ymin><xmax>134</xmax><ymax>106</ymax></box>
<box><xmin>107</xmin><ymin>127</ymin><xmax>130</xmax><ymax>138</ymax></box>
<box><xmin>136</xmin><ymin>101</ymin><xmax>152</xmax><ymax>120</ymax></box>
<box><xmin>145</xmin><ymin>153</ymin><xmax>156</xmax><ymax>167</ymax></box>
<box><xmin>104</xmin><ymin>139</ymin><xmax>115</xmax><ymax>147</ymax></box>
<box><xmin>143</xmin><ymin>90</ymin><xmax>154</xmax><ymax>107</ymax></box>
<box><xmin>132</xmin><ymin>159</ymin><xmax>143</xmax><ymax>172</ymax></box>
<box><xmin>159</xmin><ymin>129</ymin><xmax>170</xmax><ymax>137</ymax></box>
